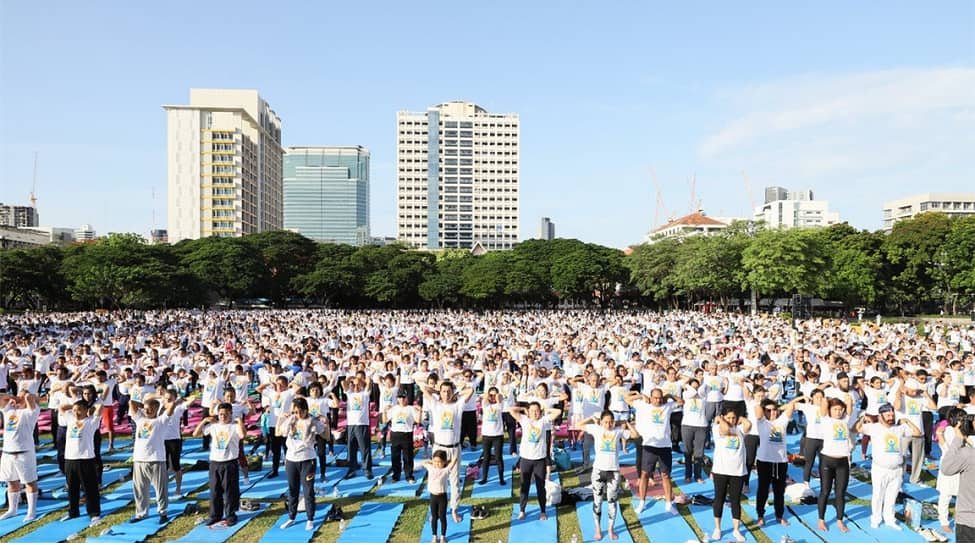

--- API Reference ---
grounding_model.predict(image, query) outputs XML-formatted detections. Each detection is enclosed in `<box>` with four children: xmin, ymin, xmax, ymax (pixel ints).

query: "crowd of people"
<box><xmin>0</xmin><ymin>309</ymin><xmax>974</xmax><ymax>543</ymax></box>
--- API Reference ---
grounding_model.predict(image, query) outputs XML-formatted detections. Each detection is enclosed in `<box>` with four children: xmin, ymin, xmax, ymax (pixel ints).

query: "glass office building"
<box><xmin>283</xmin><ymin>146</ymin><xmax>370</xmax><ymax>245</ymax></box>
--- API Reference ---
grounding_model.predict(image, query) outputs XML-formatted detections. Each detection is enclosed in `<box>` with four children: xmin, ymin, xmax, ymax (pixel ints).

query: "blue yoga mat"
<box><xmin>374</xmin><ymin>468</ymin><xmax>426</xmax><ymax>498</ymax></box>
<box><xmin>174</xmin><ymin>506</ymin><xmax>265</xmax><ymax>543</ymax></box>
<box><xmin>0</xmin><ymin>500</ymin><xmax>67</xmax><ymax>538</ymax></box>
<box><xmin>241</xmin><ymin>473</ymin><xmax>287</xmax><ymax>500</ymax></box>
<box><xmin>508</xmin><ymin>503</ymin><xmax>557</xmax><ymax>543</ymax></box>
<box><xmin>101</xmin><ymin>451</ymin><xmax>132</xmax><ymax>462</ymax></box>
<box><xmin>844</xmin><ymin>502</ymin><xmax>926</xmax><ymax>543</ymax></box>
<box><xmin>45</xmin><ymin>467</ymin><xmax>130</xmax><ymax>500</ymax></box>
<box><xmin>103</xmin><ymin>469</ymin><xmax>210</xmax><ymax>501</ymax></box>
<box><xmin>687</xmin><ymin>499</ymin><xmax>757</xmax><ymax>542</ymax></box>
<box><xmin>258</xmin><ymin>507</ymin><xmax>330</xmax><ymax>543</ymax></box>
<box><xmin>35</xmin><ymin>448</ymin><xmax>57</xmax><ymax>458</ymax></box>
<box><xmin>635</xmin><ymin>499</ymin><xmax>699</xmax><ymax>543</ymax></box>
<box><xmin>335</xmin><ymin>502</ymin><xmax>404</xmax><ymax>543</ymax></box>
<box><xmin>470</xmin><ymin>460</ymin><xmax>513</xmax><ymax>499</ymax></box>
<box><xmin>740</xmin><ymin>500</ymin><xmax>823</xmax><ymax>543</ymax></box>
<box><xmin>85</xmin><ymin>501</ymin><xmax>196</xmax><ymax>542</ymax></box>
<box><xmin>101</xmin><ymin>439</ymin><xmax>133</xmax><ymax>453</ymax></box>
<box><xmin>574</xmin><ymin>500</ymin><xmax>633</xmax><ymax>543</ymax></box>
<box><xmin>419</xmin><ymin>504</ymin><xmax>472</xmax><ymax>543</ymax></box>
<box><xmin>11</xmin><ymin>498</ymin><xmax>130</xmax><ymax>543</ymax></box>
<box><xmin>787</xmin><ymin>502</ymin><xmax>874</xmax><ymax>543</ymax></box>
<box><xmin>902</xmin><ymin>480</ymin><xmax>939</xmax><ymax>503</ymax></box>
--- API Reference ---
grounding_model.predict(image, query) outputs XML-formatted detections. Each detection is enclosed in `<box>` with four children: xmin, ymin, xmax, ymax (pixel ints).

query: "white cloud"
<box><xmin>699</xmin><ymin>67</ymin><xmax>975</xmax><ymax>158</ymax></box>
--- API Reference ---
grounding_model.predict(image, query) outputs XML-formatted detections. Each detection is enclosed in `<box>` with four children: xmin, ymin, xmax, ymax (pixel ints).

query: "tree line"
<box><xmin>1</xmin><ymin>213</ymin><xmax>973</xmax><ymax>314</ymax></box>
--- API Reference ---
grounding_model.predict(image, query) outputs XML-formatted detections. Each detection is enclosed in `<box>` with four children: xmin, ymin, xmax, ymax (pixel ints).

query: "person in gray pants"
<box><xmin>130</xmin><ymin>396</ymin><xmax>178</xmax><ymax>524</ymax></box>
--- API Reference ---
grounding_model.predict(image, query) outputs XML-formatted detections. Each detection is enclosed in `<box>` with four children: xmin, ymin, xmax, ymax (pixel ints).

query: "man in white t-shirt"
<box><xmin>130</xmin><ymin>395</ymin><xmax>178</xmax><ymax>524</ymax></box>
<box><xmin>343</xmin><ymin>373</ymin><xmax>375</xmax><ymax>480</ymax></box>
<box><xmin>420</xmin><ymin>378</ymin><xmax>474</xmax><ymax>523</ymax></box>
<box><xmin>854</xmin><ymin>403</ymin><xmax>920</xmax><ymax>530</ymax></box>
<box><xmin>626</xmin><ymin>388</ymin><xmax>681</xmax><ymax>515</ymax></box>
<box><xmin>194</xmin><ymin>401</ymin><xmax>246</xmax><ymax>528</ymax></box>
<box><xmin>59</xmin><ymin>400</ymin><xmax>102</xmax><ymax>525</ymax></box>
<box><xmin>0</xmin><ymin>391</ymin><xmax>41</xmax><ymax>522</ymax></box>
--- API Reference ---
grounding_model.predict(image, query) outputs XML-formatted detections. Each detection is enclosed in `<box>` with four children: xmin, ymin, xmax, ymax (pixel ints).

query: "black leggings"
<box><xmin>817</xmin><ymin>454</ymin><xmax>849</xmax><ymax>521</ymax></box>
<box><xmin>285</xmin><ymin>459</ymin><xmax>316</xmax><ymax>522</ymax></box>
<box><xmin>744</xmin><ymin>435</ymin><xmax>760</xmax><ymax>482</ymax></box>
<box><xmin>756</xmin><ymin>460</ymin><xmax>788</xmax><ymax>519</ymax></box>
<box><xmin>430</xmin><ymin>493</ymin><xmax>448</xmax><ymax>537</ymax></box>
<box><xmin>712</xmin><ymin>473</ymin><xmax>744</xmax><ymax>520</ymax></box>
<box><xmin>802</xmin><ymin>437</ymin><xmax>823</xmax><ymax>483</ymax></box>
<box><xmin>269</xmin><ymin>433</ymin><xmax>285</xmax><ymax>473</ymax></box>
<box><xmin>519</xmin><ymin>458</ymin><xmax>547</xmax><ymax>514</ymax></box>
<box><xmin>315</xmin><ymin>435</ymin><xmax>329</xmax><ymax>478</ymax></box>
<box><xmin>480</xmin><ymin>435</ymin><xmax>505</xmax><ymax>482</ymax></box>
<box><xmin>503</xmin><ymin>413</ymin><xmax>518</xmax><ymax>453</ymax></box>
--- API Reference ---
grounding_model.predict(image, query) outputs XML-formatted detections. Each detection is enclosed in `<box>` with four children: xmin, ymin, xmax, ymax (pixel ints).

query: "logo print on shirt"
<box><xmin>832</xmin><ymin>423</ymin><xmax>848</xmax><ymax>441</ymax></box>
<box><xmin>688</xmin><ymin>399</ymin><xmax>701</xmax><ymax>413</ymax></box>
<box><xmin>350</xmin><ymin>397</ymin><xmax>362</xmax><ymax>412</ymax></box>
<box><xmin>5</xmin><ymin>414</ymin><xmax>18</xmax><ymax>432</ymax></box>
<box><xmin>69</xmin><ymin>421</ymin><xmax>84</xmax><ymax>439</ymax></box>
<box><xmin>440</xmin><ymin>411</ymin><xmax>454</xmax><ymax>431</ymax></box>
<box><xmin>725</xmin><ymin>436</ymin><xmax>740</xmax><ymax>450</ymax></box>
<box><xmin>216</xmin><ymin>432</ymin><xmax>229</xmax><ymax>451</ymax></box>
<box><xmin>651</xmin><ymin>409</ymin><xmax>664</xmax><ymax>424</ymax></box>
<box><xmin>600</xmin><ymin>432</ymin><xmax>616</xmax><ymax>453</ymax></box>
<box><xmin>589</xmin><ymin>391</ymin><xmax>600</xmax><ymax>403</ymax></box>
<box><xmin>883</xmin><ymin>433</ymin><xmax>899</xmax><ymax>453</ymax></box>
<box><xmin>291</xmin><ymin>426</ymin><xmax>304</xmax><ymax>441</ymax></box>
<box><xmin>907</xmin><ymin>400</ymin><xmax>920</xmax><ymax>416</ymax></box>
<box><xmin>527</xmin><ymin>425</ymin><xmax>542</xmax><ymax>444</ymax></box>
<box><xmin>138</xmin><ymin>422</ymin><xmax>153</xmax><ymax>440</ymax></box>
<box><xmin>769</xmin><ymin>426</ymin><xmax>783</xmax><ymax>443</ymax></box>
<box><xmin>486</xmin><ymin>408</ymin><xmax>498</xmax><ymax>423</ymax></box>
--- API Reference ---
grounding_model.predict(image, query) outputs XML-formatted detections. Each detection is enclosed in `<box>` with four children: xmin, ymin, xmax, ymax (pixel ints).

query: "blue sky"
<box><xmin>1</xmin><ymin>1</ymin><xmax>973</xmax><ymax>248</ymax></box>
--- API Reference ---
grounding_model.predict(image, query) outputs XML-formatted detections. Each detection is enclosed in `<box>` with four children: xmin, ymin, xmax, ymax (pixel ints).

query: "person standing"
<box><xmin>161</xmin><ymin>388</ymin><xmax>187</xmax><ymax>497</ymax></box>
<box><xmin>891</xmin><ymin>379</ymin><xmax>936</xmax><ymax>485</ymax></box>
<box><xmin>680</xmin><ymin>379</ymin><xmax>708</xmax><ymax>483</ymax></box>
<box><xmin>936</xmin><ymin>407</ymin><xmax>965</xmax><ymax>535</ymax></box>
<box><xmin>854</xmin><ymin>403</ymin><xmax>920</xmax><ymax>530</ymax></box>
<box><xmin>259</xmin><ymin>376</ymin><xmax>295</xmax><ymax>478</ymax></box>
<box><xmin>941</xmin><ymin>409</ymin><xmax>975</xmax><ymax>542</ymax></box>
<box><xmin>478</xmin><ymin>387</ymin><xmax>506</xmax><ymax>486</ymax></box>
<box><xmin>277</xmin><ymin>397</ymin><xmax>327</xmax><ymax>531</ymax></box>
<box><xmin>710</xmin><ymin>406</ymin><xmax>752</xmax><ymax>543</ymax></box>
<box><xmin>578</xmin><ymin>410</ymin><xmax>638</xmax><ymax>541</ymax></box>
<box><xmin>509</xmin><ymin>401</ymin><xmax>561</xmax><ymax>521</ymax></box>
<box><xmin>815</xmin><ymin>397</ymin><xmax>853</xmax><ymax>533</ymax></box>
<box><xmin>194</xmin><ymin>402</ymin><xmax>245</xmax><ymax>527</ymax></box>
<box><xmin>421</xmin><ymin>450</ymin><xmax>459</xmax><ymax>544</ymax></box>
<box><xmin>0</xmin><ymin>391</ymin><xmax>41</xmax><ymax>522</ymax></box>
<box><xmin>342</xmin><ymin>374</ymin><xmax>374</xmax><ymax>480</ymax></box>
<box><xmin>753</xmin><ymin>397</ymin><xmax>800</xmax><ymax>528</ymax></box>
<box><xmin>626</xmin><ymin>388</ymin><xmax>681</xmax><ymax>515</ymax></box>
<box><xmin>59</xmin><ymin>400</ymin><xmax>102</xmax><ymax>525</ymax></box>
<box><xmin>130</xmin><ymin>395</ymin><xmax>178</xmax><ymax>524</ymax></box>
<box><xmin>388</xmin><ymin>388</ymin><xmax>420</xmax><ymax>483</ymax></box>
<box><xmin>421</xmin><ymin>379</ymin><xmax>474</xmax><ymax>524</ymax></box>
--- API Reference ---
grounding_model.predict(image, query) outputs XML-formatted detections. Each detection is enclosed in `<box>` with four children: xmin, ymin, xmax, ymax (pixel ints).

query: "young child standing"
<box><xmin>421</xmin><ymin>450</ymin><xmax>459</xmax><ymax>543</ymax></box>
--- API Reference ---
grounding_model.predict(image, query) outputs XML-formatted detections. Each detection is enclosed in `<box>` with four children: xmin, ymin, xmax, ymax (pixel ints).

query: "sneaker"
<box><xmin>89</xmin><ymin>516</ymin><xmax>102</xmax><ymax>527</ymax></box>
<box><xmin>305</xmin><ymin>521</ymin><xmax>314</xmax><ymax>531</ymax></box>
<box><xmin>366</xmin><ymin>472</ymin><xmax>374</xmax><ymax>480</ymax></box>
<box><xmin>280</xmin><ymin>519</ymin><xmax>296</xmax><ymax>530</ymax></box>
<box><xmin>60</xmin><ymin>514</ymin><xmax>75</xmax><ymax>522</ymax></box>
<box><xmin>407</xmin><ymin>478</ymin><xmax>417</xmax><ymax>484</ymax></box>
<box><xmin>635</xmin><ymin>500</ymin><xmax>646</xmax><ymax>514</ymax></box>
<box><xmin>871</xmin><ymin>521</ymin><xmax>881</xmax><ymax>529</ymax></box>
<box><xmin>159</xmin><ymin>514</ymin><xmax>169</xmax><ymax>525</ymax></box>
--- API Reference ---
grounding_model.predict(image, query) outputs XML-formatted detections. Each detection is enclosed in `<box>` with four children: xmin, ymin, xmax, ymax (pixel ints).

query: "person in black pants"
<box><xmin>194</xmin><ymin>402</ymin><xmax>245</xmax><ymax>527</ymax></box>
<box><xmin>277</xmin><ymin>397</ymin><xmax>327</xmax><ymax>531</ymax></box>
<box><xmin>816</xmin><ymin>397</ymin><xmax>853</xmax><ymax>533</ymax></box>
<box><xmin>753</xmin><ymin>398</ymin><xmax>800</xmax><ymax>527</ymax></box>
<box><xmin>387</xmin><ymin>389</ymin><xmax>420</xmax><ymax>482</ymax></box>
<box><xmin>510</xmin><ymin>402</ymin><xmax>561</xmax><ymax>521</ymax></box>
<box><xmin>60</xmin><ymin>400</ymin><xmax>102</xmax><ymax>524</ymax></box>
<box><xmin>478</xmin><ymin>388</ymin><xmax>507</xmax><ymax>485</ymax></box>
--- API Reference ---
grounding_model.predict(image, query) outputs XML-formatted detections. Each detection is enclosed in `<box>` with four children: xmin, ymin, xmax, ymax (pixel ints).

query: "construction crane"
<box><xmin>650</xmin><ymin>168</ymin><xmax>669</xmax><ymax>228</ymax></box>
<box><xmin>741</xmin><ymin>170</ymin><xmax>755</xmax><ymax>212</ymax></box>
<box><xmin>689</xmin><ymin>173</ymin><xmax>702</xmax><ymax>212</ymax></box>
<box><xmin>29</xmin><ymin>152</ymin><xmax>38</xmax><ymax>209</ymax></box>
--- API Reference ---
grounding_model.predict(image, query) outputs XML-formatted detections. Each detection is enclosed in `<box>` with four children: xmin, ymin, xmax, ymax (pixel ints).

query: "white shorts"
<box><xmin>0</xmin><ymin>451</ymin><xmax>38</xmax><ymax>483</ymax></box>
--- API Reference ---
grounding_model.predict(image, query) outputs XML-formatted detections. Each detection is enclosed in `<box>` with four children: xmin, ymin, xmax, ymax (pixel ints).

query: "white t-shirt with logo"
<box><xmin>481</xmin><ymin>402</ymin><xmax>504</xmax><ymax>437</ymax></box>
<box><xmin>283</xmin><ymin>416</ymin><xmax>324</xmax><ymax>462</ymax></box>
<box><xmin>633</xmin><ymin>400</ymin><xmax>675</xmax><ymax>448</ymax></box>
<box><xmin>388</xmin><ymin>404</ymin><xmax>416</xmax><ymax>433</ymax></box>
<box><xmin>681</xmin><ymin>393</ymin><xmax>708</xmax><ymax>427</ymax></box>
<box><xmin>133</xmin><ymin>412</ymin><xmax>174</xmax><ymax>462</ymax></box>
<box><xmin>585</xmin><ymin>424</ymin><xmax>629</xmax><ymax>471</ymax></box>
<box><xmin>428</xmin><ymin>398</ymin><xmax>464</xmax><ymax>446</ymax></box>
<box><xmin>63</xmin><ymin>412</ymin><xmax>100</xmax><ymax>460</ymax></box>
<box><xmin>817</xmin><ymin>417</ymin><xmax>853</xmax><ymax>458</ymax></box>
<box><xmin>755</xmin><ymin>415</ymin><xmax>789</xmax><ymax>463</ymax></box>
<box><xmin>1</xmin><ymin>406</ymin><xmax>39</xmax><ymax>453</ymax></box>
<box><xmin>518</xmin><ymin>415</ymin><xmax>551</xmax><ymax>461</ymax></box>
<box><xmin>205</xmin><ymin>422</ymin><xmax>242</xmax><ymax>462</ymax></box>
<box><xmin>345</xmin><ymin>391</ymin><xmax>371</xmax><ymax>426</ymax></box>
<box><xmin>711</xmin><ymin>424</ymin><xmax>746</xmax><ymax>476</ymax></box>
<box><xmin>863</xmin><ymin>422</ymin><xmax>911</xmax><ymax>469</ymax></box>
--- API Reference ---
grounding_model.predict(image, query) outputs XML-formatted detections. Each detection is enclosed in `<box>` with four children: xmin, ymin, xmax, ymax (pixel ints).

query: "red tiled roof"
<box><xmin>652</xmin><ymin>211</ymin><xmax>727</xmax><ymax>233</ymax></box>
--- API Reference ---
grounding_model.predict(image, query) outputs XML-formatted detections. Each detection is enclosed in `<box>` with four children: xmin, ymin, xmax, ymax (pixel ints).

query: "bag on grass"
<box><xmin>546</xmin><ymin>479</ymin><xmax>562</xmax><ymax>505</ymax></box>
<box><xmin>553</xmin><ymin>447</ymin><xmax>571</xmax><ymax>471</ymax></box>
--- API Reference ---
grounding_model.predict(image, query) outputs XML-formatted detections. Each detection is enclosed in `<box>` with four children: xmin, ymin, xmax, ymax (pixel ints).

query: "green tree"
<box><xmin>177</xmin><ymin>236</ymin><xmax>265</xmax><ymax>302</ymax></box>
<box><xmin>364</xmin><ymin>251</ymin><xmax>434</xmax><ymax>306</ymax></box>
<box><xmin>291</xmin><ymin>243</ymin><xmax>359</xmax><ymax>307</ymax></box>
<box><xmin>741</xmin><ymin>228</ymin><xmax>829</xmax><ymax>301</ymax></box>
<box><xmin>625</xmin><ymin>239</ymin><xmax>681</xmax><ymax>308</ymax></box>
<box><xmin>945</xmin><ymin>215</ymin><xmax>975</xmax><ymax>312</ymax></box>
<box><xmin>0</xmin><ymin>245</ymin><xmax>67</xmax><ymax>309</ymax></box>
<box><xmin>461</xmin><ymin>252</ymin><xmax>509</xmax><ymax>304</ymax></box>
<box><xmin>551</xmin><ymin>243</ymin><xmax>627</xmax><ymax>307</ymax></box>
<box><xmin>882</xmin><ymin>212</ymin><xmax>952</xmax><ymax>313</ymax></box>
<box><xmin>817</xmin><ymin>224</ymin><xmax>884</xmax><ymax>308</ymax></box>
<box><xmin>419</xmin><ymin>252</ymin><xmax>471</xmax><ymax>307</ymax></box>
<box><xmin>247</xmin><ymin>231</ymin><xmax>319</xmax><ymax>306</ymax></box>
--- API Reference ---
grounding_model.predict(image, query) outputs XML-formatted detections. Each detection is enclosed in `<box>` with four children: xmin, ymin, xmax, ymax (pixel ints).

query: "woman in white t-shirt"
<box><xmin>815</xmin><ymin>397</ymin><xmax>853</xmax><ymax>533</ymax></box>
<box><xmin>577</xmin><ymin>410</ymin><xmax>638</xmax><ymax>541</ymax></box>
<box><xmin>935</xmin><ymin>407</ymin><xmax>968</xmax><ymax>534</ymax></box>
<box><xmin>509</xmin><ymin>401</ymin><xmax>561</xmax><ymax>521</ymax></box>
<box><xmin>710</xmin><ymin>406</ymin><xmax>752</xmax><ymax>543</ymax></box>
<box><xmin>276</xmin><ymin>397</ymin><xmax>327</xmax><ymax>532</ymax></box>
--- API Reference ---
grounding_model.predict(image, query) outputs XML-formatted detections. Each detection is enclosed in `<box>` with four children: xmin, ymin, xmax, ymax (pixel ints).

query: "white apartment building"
<box><xmin>396</xmin><ymin>101</ymin><xmax>519</xmax><ymax>250</ymax></box>
<box><xmin>882</xmin><ymin>192</ymin><xmax>975</xmax><ymax>230</ymax></box>
<box><xmin>754</xmin><ymin>187</ymin><xmax>839</xmax><ymax>229</ymax></box>
<box><xmin>645</xmin><ymin>210</ymin><xmax>728</xmax><ymax>243</ymax></box>
<box><xmin>164</xmin><ymin>89</ymin><xmax>283</xmax><ymax>243</ymax></box>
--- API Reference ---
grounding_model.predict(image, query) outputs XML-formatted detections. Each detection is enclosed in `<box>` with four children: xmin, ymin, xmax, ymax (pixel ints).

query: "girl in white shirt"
<box><xmin>577</xmin><ymin>410</ymin><xmax>638</xmax><ymax>541</ymax></box>
<box><xmin>421</xmin><ymin>450</ymin><xmax>460</xmax><ymax>544</ymax></box>
<box><xmin>276</xmin><ymin>397</ymin><xmax>327</xmax><ymax>531</ymax></box>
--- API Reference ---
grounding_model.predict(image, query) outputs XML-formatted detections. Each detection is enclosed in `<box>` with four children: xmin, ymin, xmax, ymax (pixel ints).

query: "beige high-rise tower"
<box><xmin>164</xmin><ymin>89</ymin><xmax>283</xmax><ymax>243</ymax></box>
<box><xmin>396</xmin><ymin>101</ymin><xmax>520</xmax><ymax>250</ymax></box>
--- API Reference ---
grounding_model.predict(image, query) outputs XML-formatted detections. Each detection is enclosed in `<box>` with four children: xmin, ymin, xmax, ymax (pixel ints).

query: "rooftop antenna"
<box><xmin>29</xmin><ymin>152</ymin><xmax>38</xmax><ymax>209</ymax></box>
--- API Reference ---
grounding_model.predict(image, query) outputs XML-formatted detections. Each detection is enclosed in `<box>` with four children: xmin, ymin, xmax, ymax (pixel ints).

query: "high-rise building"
<box><xmin>539</xmin><ymin>217</ymin><xmax>555</xmax><ymax>240</ymax></box>
<box><xmin>150</xmin><ymin>229</ymin><xmax>169</xmax><ymax>244</ymax></box>
<box><xmin>75</xmin><ymin>224</ymin><xmax>96</xmax><ymax>242</ymax></box>
<box><xmin>754</xmin><ymin>187</ymin><xmax>839</xmax><ymax>229</ymax></box>
<box><xmin>284</xmin><ymin>146</ymin><xmax>370</xmax><ymax>245</ymax></box>
<box><xmin>163</xmin><ymin>89</ymin><xmax>283</xmax><ymax>243</ymax></box>
<box><xmin>396</xmin><ymin>101</ymin><xmax>519</xmax><ymax>250</ymax></box>
<box><xmin>882</xmin><ymin>192</ymin><xmax>975</xmax><ymax>230</ymax></box>
<box><xmin>0</xmin><ymin>204</ymin><xmax>39</xmax><ymax>228</ymax></box>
